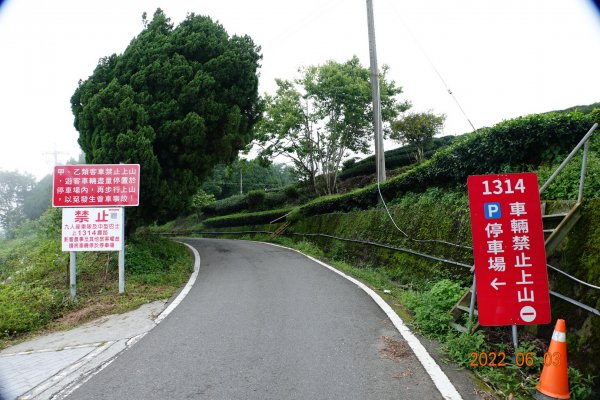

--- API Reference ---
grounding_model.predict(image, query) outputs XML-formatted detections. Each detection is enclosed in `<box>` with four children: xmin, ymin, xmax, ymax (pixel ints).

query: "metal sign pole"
<box><xmin>70</xmin><ymin>251</ymin><xmax>76</xmax><ymax>298</ymax></box>
<box><xmin>468</xmin><ymin>275</ymin><xmax>476</xmax><ymax>319</ymax></box>
<box><xmin>119</xmin><ymin>207</ymin><xmax>125</xmax><ymax>293</ymax></box>
<box><xmin>512</xmin><ymin>325</ymin><xmax>518</xmax><ymax>350</ymax></box>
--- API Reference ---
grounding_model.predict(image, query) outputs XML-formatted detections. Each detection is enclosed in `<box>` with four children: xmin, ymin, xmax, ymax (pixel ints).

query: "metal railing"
<box><xmin>539</xmin><ymin>123</ymin><xmax>598</xmax><ymax>201</ymax></box>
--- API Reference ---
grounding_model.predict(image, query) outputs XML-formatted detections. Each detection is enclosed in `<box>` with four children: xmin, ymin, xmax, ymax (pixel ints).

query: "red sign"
<box><xmin>467</xmin><ymin>172</ymin><xmax>550</xmax><ymax>326</ymax></box>
<box><xmin>53</xmin><ymin>164</ymin><xmax>140</xmax><ymax>207</ymax></box>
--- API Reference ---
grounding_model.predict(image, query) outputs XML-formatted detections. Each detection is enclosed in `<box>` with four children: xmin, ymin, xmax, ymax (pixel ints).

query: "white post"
<box><xmin>70</xmin><ymin>251</ymin><xmax>76</xmax><ymax>298</ymax></box>
<box><xmin>119</xmin><ymin>207</ymin><xmax>125</xmax><ymax>293</ymax></box>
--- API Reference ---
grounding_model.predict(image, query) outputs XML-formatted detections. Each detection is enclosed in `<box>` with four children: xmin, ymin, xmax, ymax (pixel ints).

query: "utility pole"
<box><xmin>366</xmin><ymin>0</ymin><xmax>386</xmax><ymax>182</ymax></box>
<box><xmin>44</xmin><ymin>143</ymin><xmax>67</xmax><ymax>166</ymax></box>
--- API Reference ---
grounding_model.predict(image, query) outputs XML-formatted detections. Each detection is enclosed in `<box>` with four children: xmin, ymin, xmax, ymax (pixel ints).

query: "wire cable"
<box><xmin>376</xmin><ymin>183</ymin><xmax>473</xmax><ymax>250</ymax></box>
<box><xmin>260</xmin><ymin>0</ymin><xmax>346</xmax><ymax>50</ymax></box>
<box><xmin>382</xmin><ymin>0</ymin><xmax>478</xmax><ymax>133</ymax></box>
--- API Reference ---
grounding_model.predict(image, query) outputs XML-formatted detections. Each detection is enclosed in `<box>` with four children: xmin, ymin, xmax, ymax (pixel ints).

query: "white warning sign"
<box><xmin>62</xmin><ymin>208</ymin><xmax>123</xmax><ymax>252</ymax></box>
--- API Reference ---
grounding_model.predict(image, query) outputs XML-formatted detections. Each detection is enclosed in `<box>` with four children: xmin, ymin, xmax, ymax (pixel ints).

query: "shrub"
<box><xmin>403</xmin><ymin>279</ymin><xmax>464</xmax><ymax>338</ymax></box>
<box><xmin>125</xmin><ymin>244</ymin><xmax>164</xmax><ymax>275</ymax></box>
<box><xmin>246</xmin><ymin>190</ymin><xmax>266</xmax><ymax>211</ymax></box>
<box><xmin>202</xmin><ymin>189</ymin><xmax>290</xmax><ymax>216</ymax></box>
<box><xmin>538</xmin><ymin>152</ymin><xmax>600</xmax><ymax>200</ymax></box>
<box><xmin>264</xmin><ymin>191</ymin><xmax>287</xmax><ymax>209</ymax></box>
<box><xmin>0</xmin><ymin>284</ymin><xmax>57</xmax><ymax>335</ymax></box>
<box><xmin>201</xmin><ymin>194</ymin><xmax>247</xmax><ymax>216</ymax></box>
<box><xmin>568</xmin><ymin>367</ymin><xmax>596</xmax><ymax>400</ymax></box>
<box><xmin>286</xmin><ymin>208</ymin><xmax>302</xmax><ymax>223</ymax></box>
<box><xmin>338</xmin><ymin>135</ymin><xmax>455</xmax><ymax>181</ymax></box>
<box><xmin>125</xmin><ymin>229</ymin><xmax>192</xmax><ymax>284</ymax></box>
<box><xmin>443</xmin><ymin>331</ymin><xmax>487</xmax><ymax>367</ymax></box>
<box><xmin>284</xmin><ymin>185</ymin><xmax>300</xmax><ymax>200</ymax></box>
<box><xmin>202</xmin><ymin>208</ymin><xmax>292</xmax><ymax>228</ymax></box>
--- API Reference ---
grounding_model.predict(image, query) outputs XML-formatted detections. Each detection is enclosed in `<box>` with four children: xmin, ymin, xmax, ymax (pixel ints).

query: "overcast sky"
<box><xmin>1</xmin><ymin>0</ymin><xmax>599</xmax><ymax>180</ymax></box>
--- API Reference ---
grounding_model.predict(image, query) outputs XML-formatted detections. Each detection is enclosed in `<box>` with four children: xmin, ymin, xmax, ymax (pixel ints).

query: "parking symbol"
<box><xmin>484</xmin><ymin>203</ymin><xmax>502</xmax><ymax>219</ymax></box>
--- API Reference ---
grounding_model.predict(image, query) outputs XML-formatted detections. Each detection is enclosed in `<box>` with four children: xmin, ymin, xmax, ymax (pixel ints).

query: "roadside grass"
<box><xmin>226</xmin><ymin>234</ymin><xmax>596</xmax><ymax>400</ymax></box>
<box><xmin>0</xmin><ymin>209</ymin><xmax>193</xmax><ymax>350</ymax></box>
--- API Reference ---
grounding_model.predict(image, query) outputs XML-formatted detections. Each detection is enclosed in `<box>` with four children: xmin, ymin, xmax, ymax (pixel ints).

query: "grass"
<box><xmin>0</xmin><ymin>209</ymin><xmax>193</xmax><ymax>350</ymax></box>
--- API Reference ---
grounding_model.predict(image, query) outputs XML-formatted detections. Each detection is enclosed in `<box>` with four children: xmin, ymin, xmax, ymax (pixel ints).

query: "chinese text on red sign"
<box><xmin>467</xmin><ymin>173</ymin><xmax>550</xmax><ymax>326</ymax></box>
<box><xmin>53</xmin><ymin>164</ymin><xmax>140</xmax><ymax>207</ymax></box>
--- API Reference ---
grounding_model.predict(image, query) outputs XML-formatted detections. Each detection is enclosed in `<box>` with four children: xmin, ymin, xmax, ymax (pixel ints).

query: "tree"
<box><xmin>22</xmin><ymin>174</ymin><xmax>52</xmax><ymax>221</ymax></box>
<box><xmin>254</xmin><ymin>56</ymin><xmax>409</xmax><ymax>195</ymax></box>
<box><xmin>0</xmin><ymin>170</ymin><xmax>36</xmax><ymax>238</ymax></box>
<box><xmin>200</xmin><ymin>158</ymin><xmax>295</xmax><ymax>199</ymax></box>
<box><xmin>190</xmin><ymin>190</ymin><xmax>216</xmax><ymax>221</ymax></box>
<box><xmin>390</xmin><ymin>111</ymin><xmax>446</xmax><ymax>162</ymax></box>
<box><xmin>70</xmin><ymin>9</ymin><xmax>262</xmax><ymax>229</ymax></box>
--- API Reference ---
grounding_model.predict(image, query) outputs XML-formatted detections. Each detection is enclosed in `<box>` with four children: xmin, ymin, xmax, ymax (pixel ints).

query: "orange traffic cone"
<box><xmin>535</xmin><ymin>319</ymin><xmax>570</xmax><ymax>399</ymax></box>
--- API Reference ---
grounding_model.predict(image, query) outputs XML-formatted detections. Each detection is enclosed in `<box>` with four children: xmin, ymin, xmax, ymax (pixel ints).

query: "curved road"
<box><xmin>66</xmin><ymin>238</ymin><xmax>447</xmax><ymax>399</ymax></box>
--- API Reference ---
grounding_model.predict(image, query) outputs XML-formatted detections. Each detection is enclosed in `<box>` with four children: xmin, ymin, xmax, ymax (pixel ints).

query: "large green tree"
<box><xmin>254</xmin><ymin>56</ymin><xmax>409</xmax><ymax>195</ymax></box>
<box><xmin>71</xmin><ymin>9</ymin><xmax>262</xmax><ymax>227</ymax></box>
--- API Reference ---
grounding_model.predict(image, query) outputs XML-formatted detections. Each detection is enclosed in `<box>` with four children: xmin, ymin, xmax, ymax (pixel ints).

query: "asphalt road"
<box><xmin>66</xmin><ymin>238</ymin><xmax>445</xmax><ymax>400</ymax></box>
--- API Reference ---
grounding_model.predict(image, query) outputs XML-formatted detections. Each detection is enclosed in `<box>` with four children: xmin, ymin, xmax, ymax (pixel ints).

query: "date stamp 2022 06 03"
<box><xmin>469</xmin><ymin>351</ymin><xmax>561</xmax><ymax>367</ymax></box>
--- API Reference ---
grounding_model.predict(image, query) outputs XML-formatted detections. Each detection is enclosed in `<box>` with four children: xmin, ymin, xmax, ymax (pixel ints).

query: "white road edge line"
<box><xmin>52</xmin><ymin>241</ymin><xmax>201</xmax><ymax>399</ymax></box>
<box><xmin>154</xmin><ymin>241</ymin><xmax>201</xmax><ymax>324</ymax></box>
<box><xmin>258</xmin><ymin>241</ymin><xmax>463</xmax><ymax>400</ymax></box>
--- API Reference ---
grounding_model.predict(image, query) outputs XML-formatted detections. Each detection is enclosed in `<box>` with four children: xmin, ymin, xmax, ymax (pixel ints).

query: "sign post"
<box><xmin>70</xmin><ymin>252</ymin><xmax>76</xmax><ymax>298</ymax></box>
<box><xmin>54</xmin><ymin>164</ymin><xmax>140</xmax><ymax>297</ymax></box>
<box><xmin>119</xmin><ymin>207</ymin><xmax>125</xmax><ymax>293</ymax></box>
<box><xmin>467</xmin><ymin>172</ymin><xmax>551</xmax><ymax>327</ymax></box>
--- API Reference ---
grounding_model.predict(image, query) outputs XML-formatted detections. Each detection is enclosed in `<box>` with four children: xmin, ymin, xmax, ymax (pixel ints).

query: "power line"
<box><xmin>382</xmin><ymin>0</ymin><xmax>478</xmax><ymax>133</ymax></box>
<box><xmin>261</xmin><ymin>0</ymin><xmax>346</xmax><ymax>50</ymax></box>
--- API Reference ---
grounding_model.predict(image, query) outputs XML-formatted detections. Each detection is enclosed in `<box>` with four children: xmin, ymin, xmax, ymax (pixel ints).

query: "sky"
<box><xmin>0</xmin><ymin>0</ymin><xmax>599</xmax><ymax>180</ymax></box>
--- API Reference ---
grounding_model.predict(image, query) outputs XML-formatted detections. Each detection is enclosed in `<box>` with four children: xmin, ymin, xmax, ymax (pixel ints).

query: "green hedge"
<box><xmin>202</xmin><ymin>207</ymin><xmax>293</xmax><ymax>228</ymax></box>
<box><xmin>299</xmin><ymin>111</ymin><xmax>599</xmax><ymax>217</ymax></box>
<box><xmin>264</xmin><ymin>191</ymin><xmax>287</xmax><ymax>209</ymax></box>
<box><xmin>338</xmin><ymin>136</ymin><xmax>455</xmax><ymax>181</ymax></box>
<box><xmin>201</xmin><ymin>194</ymin><xmax>247</xmax><ymax>216</ymax></box>
<box><xmin>202</xmin><ymin>190</ymin><xmax>289</xmax><ymax>217</ymax></box>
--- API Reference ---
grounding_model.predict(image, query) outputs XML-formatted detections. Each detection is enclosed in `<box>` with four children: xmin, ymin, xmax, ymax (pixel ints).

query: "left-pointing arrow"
<box><xmin>490</xmin><ymin>277</ymin><xmax>507</xmax><ymax>291</ymax></box>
